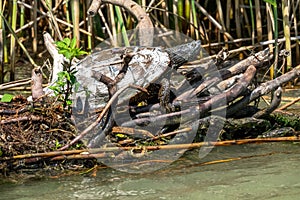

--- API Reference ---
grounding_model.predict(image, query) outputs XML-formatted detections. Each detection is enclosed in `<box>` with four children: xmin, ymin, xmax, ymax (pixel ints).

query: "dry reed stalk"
<box><xmin>31</xmin><ymin>0</ymin><xmax>37</xmax><ymax>53</ymax></box>
<box><xmin>39</xmin><ymin>0</ymin><xmax>63</xmax><ymax>40</ymax></box>
<box><xmin>19</xmin><ymin>0</ymin><xmax>25</xmax><ymax>37</ymax></box>
<box><xmin>71</xmin><ymin>0</ymin><xmax>80</xmax><ymax>47</ymax></box>
<box><xmin>87</xmin><ymin>0</ymin><xmax>93</xmax><ymax>50</ymax></box>
<box><xmin>226</xmin><ymin>0</ymin><xmax>231</xmax><ymax>36</ymax></box>
<box><xmin>282</xmin><ymin>0</ymin><xmax>292</xmax><ymax>72</ymax></box>
<box><xmin>195</xmin><ymin>1</ymin><xmax>235</xmax><ymax>44</ymax></box>
<box><xmin>9</xmin><ymin>0</ymin><xmax>17</xmax><ymax>81</ymax></box>
<box><xmin>108</xmin><ymin>4</ymin><xmax>117</xmax><ymax>45</ymax></box>
<box><xmin>291</xmin><ymin>0</ymin><xmax>300</xmax><ymax>64</ymax></box>
<box><xmin>172</xmin><ymin>1</ymin><xmax>179</xmax><ymax>33</ymax></box>
<box><xmin>249</xmin><ymin>0</ymin><xmax>255</xmax><ymax>46</ymax></box>
<box><xmin>191</xmin><ymin>0</ymin><xmax>199</xmax><ymax>40</ymax></box>
<box><xmin>255</xmin><ymin>0</ymin><xmax>262</xmax><ymax>44</ymax></box>
<box><xmin>1</xmin><ymin>12</ymin><xmax>38</xmax><ymax>68</ymax></box>
<box><xmin>216</xmin><ymin>0</ymin><xmax>227</xmax><ymax>47</ymax></box>
<box><xmin>266</xmin><ymin>2</ymin><xmax>274</xmax><ymax>79</ymax></box>
<box><xmin>97</xmin><ymin>8</ymin><xmax>116</xmax><ymax>46</ymax></box>
<box><xmin>161</xmin><ymin>1</ymin><xmax>169</xmax><ymax>29</ymax></box>
<box><xmin>0</xmin><ymin>0</ymin><xmax>3</xmax><ymax>83</ymax></box>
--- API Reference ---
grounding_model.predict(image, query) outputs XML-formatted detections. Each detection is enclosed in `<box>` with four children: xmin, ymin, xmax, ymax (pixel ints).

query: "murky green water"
<box><xmin>1</xmin><ymin>143</ymin><xmax>299</xmax><ymax>200</ymax></box>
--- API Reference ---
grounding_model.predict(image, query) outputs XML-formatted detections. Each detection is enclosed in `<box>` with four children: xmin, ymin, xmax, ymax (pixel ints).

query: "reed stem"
<box><xmin>71</xmin><ymin>0</ymin><xmax>80</xmax><ymax>47</ymax></box>
<box><xmin>9</xmin><ymin>0</ymin><xmax>17</xmax><ymax>81</ymax></box>
<box><xmin>282</xmin><ymin>0</ymin><xmax>292</xmax><ymax>72</ymax></box>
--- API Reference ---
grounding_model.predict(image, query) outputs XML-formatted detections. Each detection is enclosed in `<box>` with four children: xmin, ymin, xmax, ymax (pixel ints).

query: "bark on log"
<box><xmin>252</xmin><ymin>87</ymin><xmax>282</xmax><ymax>119</ymax></box>
<box><xmin>250</xmin><ymin>65</ymin><xmax>300</xmax><ymax>101</ymax></box>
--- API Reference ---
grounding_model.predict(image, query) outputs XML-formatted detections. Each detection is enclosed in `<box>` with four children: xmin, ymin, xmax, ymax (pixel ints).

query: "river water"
<box><xmin>1</xmin><ymin>142</ymin><xmax>299</xmax><ymax>200</ymax></box>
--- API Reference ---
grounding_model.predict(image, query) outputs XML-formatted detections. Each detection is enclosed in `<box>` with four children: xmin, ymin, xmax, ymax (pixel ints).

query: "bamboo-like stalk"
<box><xmin>266</xmin><ymin>2</ymin><xmax>274</xmax><ymax>79</ymax></box>
<box><xmin>87</xmin><ymin>0</ymin><xmax>93</xmax><ymax>51</ymax></box>
<box><xmin>282</xmin><ymin>0</ymin><xmax>292</xmax><ymax>72</ymax></box>
<box><xmin>291</xmin><ymin>0</ymin><xmax>300</xmax><ymax>64</ymax></box>
<box><xmin>40</xmin><ymin>0</ymin><xmax>63</xmax><ymax>40</ymax></box>
<box><xmin>0</xmin><ymin>28</ymin><xmax>3</xmax><ymax>83</ymax></box>
<box><xmin>226</xmin><ymin>0</ymin><xmax>231</xmax><ymax>35</ymax></box>
<box><xmin>71</xmin><ymin>0</ymin><xmax>80</xmax><ymax>47</ymax></box>
<box><xmin>98</xmin><ymin>9</ymin><xmax>115</xmax><ymax>45</ymax></box>
<box><xmin>177</xmin><ymin>0</ymin><xmax>183</xmax><ymax>31</ymax></box>
<box><xmin>31</xmin><ymin>0</ymin><xmax>37</xmax><ymax>53</ymax></box>
<box><xmin>191</xmin><ymin>0</ymin><xmax>199</xmax><ymax>39</ymax></box>
<box><xmin>115</xmin><ymin>5</ymin><xmax>129</xmax><ymax>46</ymax></box>
<box><xmin>249</xmin><ymin>0</ymin><xmax>255</xmax><ymax>46</ymax></box>
<box><xmin>63</xmin><ymin>0</ymin><xmax>71</xmax><ymax>33</ymax></box>
<box><xmin>161</xmin><ymin>1</ymin><xmax>169</xmax><ymax>30</ymax></box>
<box><xmin>235</xmin><ymin>0</ymin><xmax>242</xmax><ymax>41</ymax></box>
<box><xmin>273</xmin><ymin>1</ymin><xmax>279</xmax><ymax>78</ymax></box>
<box><xmin>9</xmin><ymin>0</ymin><xmax>18</xmax><ymax>81</ymax></box>
<box><xmin>167</xmin><ymin>0</ymin><xmax>175</xmax><ymax>30</ymax></box>
<box><xmin>185</xmin><ymin>0</ymin><xmax>190</xmax><ymax>31</ymax></box>
<box><xmin>173</xmin><ymin>0</ymin><xmax>179</xmax><ymax>33</ymax></box>
<box><xmin>0</xmin><ymin>0</ymin><xmax>3</xmax><ymax>83</ymax></box>
<box><xmin>19</xmin><ymin>0</ymin><xmax>25</xmax><ymax>37</ymax></box>
<box><xmin>240</xmin><ymin>0</ymin><xmax>251</xmax><ymax>37</ymax></box>
<box><xmin>255</xmin><ymin>0</ymin><xmax>262</xmax><ymax>44</ymax></box>
<box><xmin>109</xmin><ymin>4</ymin><xmax>117</xmax><ymax>46</ymax></box>
<box><xmin>216</xmin><ymin>0</ymin><xmax>227</xmax><ymax>47</ymax></box>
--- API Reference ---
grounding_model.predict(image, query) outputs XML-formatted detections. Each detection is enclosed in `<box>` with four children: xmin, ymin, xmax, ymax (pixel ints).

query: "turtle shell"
<box><xmin>74</xmin><ymin>47</ymin><xmax>170</xmax><ymax>112</ymax></box>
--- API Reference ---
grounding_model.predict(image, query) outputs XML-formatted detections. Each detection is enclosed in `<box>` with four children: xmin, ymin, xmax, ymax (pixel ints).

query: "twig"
<box><xmin>2</xmin><ymin>136</ymin><xmax>299</xmax><ymax>162</ymax></box>
<box><xmin>0</xmin><ymin>79</ymin><xmax>31</xmax><ymax>90</ymax></box>
<box><xmin>277</xmin><ymin>96</ymin><xmax>300</xmax><ymax>110</ymax></box>
<box><xmin>0</xmin><ymin>115</ymin><xmax>41</xmax><ymax>124</ymax></box>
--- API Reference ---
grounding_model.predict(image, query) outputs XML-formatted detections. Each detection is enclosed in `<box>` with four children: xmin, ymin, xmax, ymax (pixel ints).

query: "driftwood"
<box><xmin>88</xmin><ymin>0</ymin><xmax>153</xmax><ymax>46</ymax></box>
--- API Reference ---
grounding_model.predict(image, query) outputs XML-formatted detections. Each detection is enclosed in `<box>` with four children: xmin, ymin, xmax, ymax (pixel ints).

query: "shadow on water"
<box><xmin>1</xmin><ymin>142</ymin><xmax>300</xmax><ymax>200</ymax></box>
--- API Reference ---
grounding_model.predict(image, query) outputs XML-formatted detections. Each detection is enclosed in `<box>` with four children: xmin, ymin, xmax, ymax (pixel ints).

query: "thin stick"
<box><xmin>277</xmin><ymin>96</ymin><xmax>300</xmax><ymax>110</ymax></box>
<box><xmin>2</xmin><ymin>136</ymin><xmax>300</xmax><ymax>161</ymax></box>
<box><xmin>0</xmin><ymin>78</ymin><xmax>31</xmax><ymax>90</ymax></box>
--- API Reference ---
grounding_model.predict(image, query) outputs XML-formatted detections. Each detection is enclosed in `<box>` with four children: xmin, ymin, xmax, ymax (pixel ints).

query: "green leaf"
<box><xmin>63</xmin><ymin>38</ymin><xmax>71</xmax><ymax>46</ymax></box>
<box><xmin>64</xmin><ymin>51</ymin><xmax>73</xmax><ymax>60</ymax></box>
<box><xmin>58</xmin><ymin>49</ymin><xmax>69</xmax><ymax>56</ymax></box>
<box><xmin>77</xmin><ymin>50</ymin><xmax>88</xmax><ymax>56</ymax></box>
<box><xmin>263</xmin><ymin>0</ymin><xmax>276</xmax><ymax>6</ymax></box>
<box><xmin>55</xmin><ymin>41</ymin><xmax>67</xmax><ymax>49</ymax></box>
<box><xmin>70</xmin><ymin>37</ymin><xmax>77</xmax><ymax>49</ymax></box>
<box><xmin>66</xmin><ymin>99</ymin><xmax>73</xmax><ymax>105</ymax></box>
<box><xmin>1</xmin><ymin>94</ymin><xmax>14</xmax><ymax>102</ymax></box>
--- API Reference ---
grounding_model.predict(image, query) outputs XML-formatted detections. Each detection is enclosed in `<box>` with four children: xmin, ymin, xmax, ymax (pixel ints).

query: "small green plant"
<box><xmin>49</xmin><ymin>37</ymin><xmax>87</xmax><ymax>111</ymax></box>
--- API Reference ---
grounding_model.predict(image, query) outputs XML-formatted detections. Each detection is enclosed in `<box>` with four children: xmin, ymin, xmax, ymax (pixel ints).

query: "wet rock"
<box><xmin>220</xmin><ymin>118</ymin><xmax>272</xmax><ymax>140</ymax></box>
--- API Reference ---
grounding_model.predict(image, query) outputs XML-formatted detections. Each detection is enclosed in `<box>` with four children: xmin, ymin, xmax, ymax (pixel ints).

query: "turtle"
<box><xmin>73</xmin><ymin>40</ymin><xmax>202</xmax><ymax>147</ymax></box>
